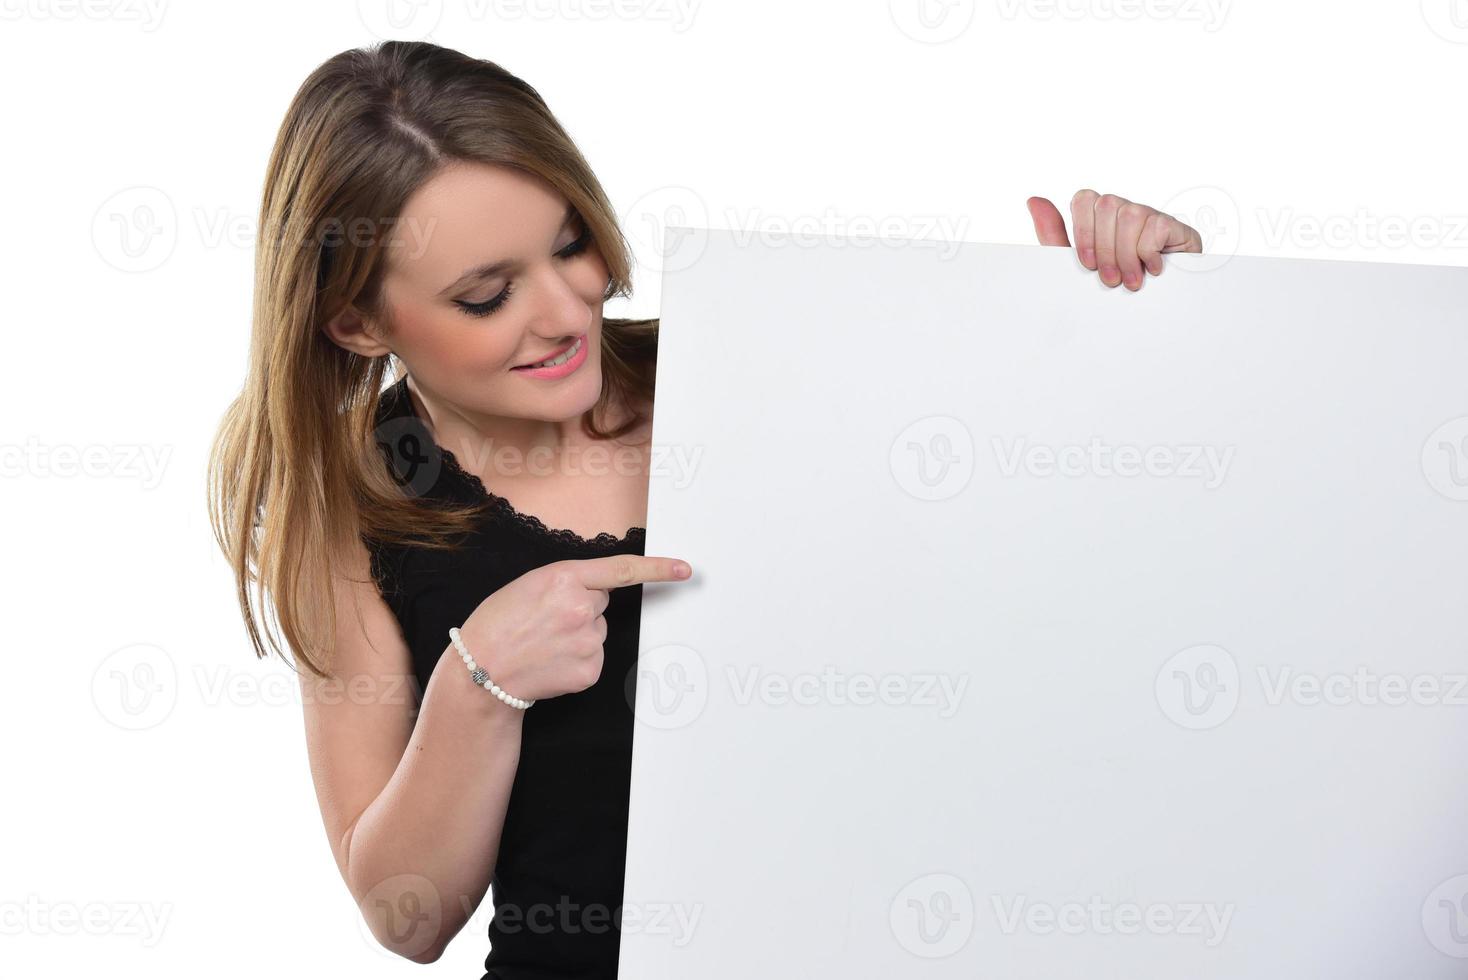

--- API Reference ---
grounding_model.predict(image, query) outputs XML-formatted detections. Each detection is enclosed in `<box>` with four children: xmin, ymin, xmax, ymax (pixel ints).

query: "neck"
<box><xmin>402</xmin><ymin>375</ymin><xmax>638</xmax><ymax>485</ymax></box>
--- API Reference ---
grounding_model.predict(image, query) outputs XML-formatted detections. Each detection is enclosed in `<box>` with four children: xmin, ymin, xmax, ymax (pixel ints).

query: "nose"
<box><xmin>524</xmin><ymin>261</ymin><xmax>594</xmax><ymax>342</ymax></box>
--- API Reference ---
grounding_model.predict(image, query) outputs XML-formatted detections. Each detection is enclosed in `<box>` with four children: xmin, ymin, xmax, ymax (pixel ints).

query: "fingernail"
<box><xmin>1102</xmin><ymin>266</ymin><xmax>1119</xmax><ymax>285</ymax></box>
<box><xmin>674</xmin><ymin>562</ymin><xmax>691</xmax><ymax>578</ymax></box>
<box><xmin>1080</xmin><ymin>247</ymin><xmax>1095</xmax><ymax>267</ymax></box>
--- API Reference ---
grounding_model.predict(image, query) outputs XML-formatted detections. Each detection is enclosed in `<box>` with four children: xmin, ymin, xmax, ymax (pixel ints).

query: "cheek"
<box><xmin>392</xmin><ymin>303</ymin><xmax>520</xmax><ymax>376</ymax></box>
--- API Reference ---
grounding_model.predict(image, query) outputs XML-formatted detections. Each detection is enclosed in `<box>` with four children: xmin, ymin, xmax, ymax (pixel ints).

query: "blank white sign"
<box><xmin>622</xmin><ymin>226</ymin><xmax>1468</xmax><ymax>979</ymax></box>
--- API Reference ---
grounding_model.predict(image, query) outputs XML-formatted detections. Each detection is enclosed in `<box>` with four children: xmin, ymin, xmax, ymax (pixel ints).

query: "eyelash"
<box><xmin>455</xmin><ymin>228</ymin><xmax>592</xmax><ymax>319</ymax></box>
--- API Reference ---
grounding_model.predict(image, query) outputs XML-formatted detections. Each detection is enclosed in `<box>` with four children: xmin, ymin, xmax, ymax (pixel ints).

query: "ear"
<box><xmin>321</xmin><ymin>305</ymin><xmax>393</xmax><ymax>358</ymax></box>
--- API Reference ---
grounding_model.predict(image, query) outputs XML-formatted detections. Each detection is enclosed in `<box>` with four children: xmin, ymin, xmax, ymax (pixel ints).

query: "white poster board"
<box><xmin>622</xmin><ymin>227</ymin><xmax>1468</xmax><ymax>978</ymax></box>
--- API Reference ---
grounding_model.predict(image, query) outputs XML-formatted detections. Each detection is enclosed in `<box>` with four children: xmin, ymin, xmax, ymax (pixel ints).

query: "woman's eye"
<box><xmin>456</xmin><ymin>283</ymin><xmax>512</xmax><ymax>318</ymax></box>
<box><xmin>557</xmin><ymin>226</ymin><xmax>591</xmax><ymax>258</ymax></box>
<box><xmin>454</xmin><ymin>228</ymin><xmax>590</xmax><ymax>319</ymax></box>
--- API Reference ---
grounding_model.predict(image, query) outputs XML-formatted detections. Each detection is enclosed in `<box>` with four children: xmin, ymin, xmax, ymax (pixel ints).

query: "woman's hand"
<box><xmin>1027</xmin><ymin>191</ymin><xmax>1203</xmax><ymax>291</ymax></box>
<box><xmin>457</xmin><ymin>554</ymin><xmax>692</xmax><ymax>704</ymax></box>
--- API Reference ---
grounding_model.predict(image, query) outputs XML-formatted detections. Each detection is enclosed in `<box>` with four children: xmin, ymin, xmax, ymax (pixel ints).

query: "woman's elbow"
<box><xmin>361</xmin><ymin>916</ymin><xmax>446</xmax><ymax>965</ymax></box>
<box><xmin>351</xmin><ymin>875</ymin><xmax>451</xmax><ymax>965</ymax></box>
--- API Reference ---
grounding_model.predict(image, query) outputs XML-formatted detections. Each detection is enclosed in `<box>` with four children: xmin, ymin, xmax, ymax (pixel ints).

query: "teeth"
<box><xmin>527</xmin><ymin>337</ymin><xmax>582</xmax><ymax>369</ymax></box>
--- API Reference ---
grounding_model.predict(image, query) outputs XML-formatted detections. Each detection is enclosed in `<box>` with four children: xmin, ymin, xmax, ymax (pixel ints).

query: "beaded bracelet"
<box><xmin>448</xmin><ymin>626</ymin><xmax>535</xmax><ymax>710</ymax></box>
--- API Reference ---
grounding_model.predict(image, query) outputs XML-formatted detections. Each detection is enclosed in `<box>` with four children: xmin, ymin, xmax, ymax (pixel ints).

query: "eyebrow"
<box><xmin>436</xmin><ymin>204</ymin><xmax>579</xmax><ymax>298</ymax></box>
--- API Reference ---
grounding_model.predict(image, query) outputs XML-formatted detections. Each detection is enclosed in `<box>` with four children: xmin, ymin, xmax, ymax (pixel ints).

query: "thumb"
<box><xmin>1026</xmin><ymin>196</ymin><xmax>1071</xmax><ymax>247</ymax></box>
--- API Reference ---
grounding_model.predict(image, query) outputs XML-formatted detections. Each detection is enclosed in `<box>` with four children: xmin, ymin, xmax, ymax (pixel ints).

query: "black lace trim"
<box><xmin>436</xmin><ymin>442</ymin><xmax>647</xmax><ymax>554</ymax></box>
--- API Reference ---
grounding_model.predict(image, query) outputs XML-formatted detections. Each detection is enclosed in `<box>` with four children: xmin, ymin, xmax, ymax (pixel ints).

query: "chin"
<box><xmin>540</xmin><ymin>370</ymin><xmax>603</xmax><ymax>422</ymax></box>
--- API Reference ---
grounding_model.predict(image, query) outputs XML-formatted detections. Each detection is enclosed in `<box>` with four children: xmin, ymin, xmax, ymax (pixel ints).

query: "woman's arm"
<box><xmin>299</xmin><ymin>535</ymin><xmax>524</xmax><ymax>964</ymax></box>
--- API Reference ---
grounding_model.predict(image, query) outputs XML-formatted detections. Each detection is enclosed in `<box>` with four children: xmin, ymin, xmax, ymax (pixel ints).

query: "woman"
<box><xmin>207</xmin><ymin>40</ymin><xmax>1202</xmax><ymax>978</ymax></box>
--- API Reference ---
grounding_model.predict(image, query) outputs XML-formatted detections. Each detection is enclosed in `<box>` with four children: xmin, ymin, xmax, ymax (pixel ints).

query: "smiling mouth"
<box><xmin>513</xmin><ymin>335</ymin><xmax>585</xmax><ymax>370</ymax></box>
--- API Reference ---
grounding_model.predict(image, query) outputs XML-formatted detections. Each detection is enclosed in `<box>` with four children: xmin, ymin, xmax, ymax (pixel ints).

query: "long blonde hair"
<box><xmin>208</xmin><ymin>41</ymin><xmax>657</xmax><ymax>679</ymax></box>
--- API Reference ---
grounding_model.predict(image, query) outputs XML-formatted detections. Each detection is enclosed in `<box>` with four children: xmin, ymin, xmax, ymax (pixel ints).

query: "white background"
<box><xmin>0</xmin><ymin>1</ymin><xmax>1463</xmax><ymax>976</ymax></box>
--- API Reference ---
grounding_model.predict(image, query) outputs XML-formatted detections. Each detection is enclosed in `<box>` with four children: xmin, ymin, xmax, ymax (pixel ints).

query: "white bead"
<box><xmin>448</xmin><ymin>625</ymin><xmax>532</xmax><ymax>710</ymax></box>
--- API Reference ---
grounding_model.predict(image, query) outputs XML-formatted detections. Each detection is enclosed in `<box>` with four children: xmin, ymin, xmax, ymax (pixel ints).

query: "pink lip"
<box><xmin>511</xmin><ymin>334</ymin><xmax>589</xmax><ymax>380</ymax></box>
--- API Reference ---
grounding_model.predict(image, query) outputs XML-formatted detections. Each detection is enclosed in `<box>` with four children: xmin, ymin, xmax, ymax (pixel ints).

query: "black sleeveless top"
<box><xmin>365</xmin><ymin>376</ymin><xmax>647</xmax><ymax>979</ymax></box>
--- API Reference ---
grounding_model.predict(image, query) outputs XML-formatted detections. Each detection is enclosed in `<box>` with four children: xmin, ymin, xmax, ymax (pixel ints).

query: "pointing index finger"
<box><xmin>576</xmin><ymin>554</ymin><xmax>692</xmax><ymax>590</ymax></box>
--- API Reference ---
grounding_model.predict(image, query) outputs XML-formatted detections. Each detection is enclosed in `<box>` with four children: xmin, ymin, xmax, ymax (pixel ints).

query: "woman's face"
<box><xmin>372</xmin><ymin>161</ymin><xmax>611</xmax><ymax>423</ymax></box>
